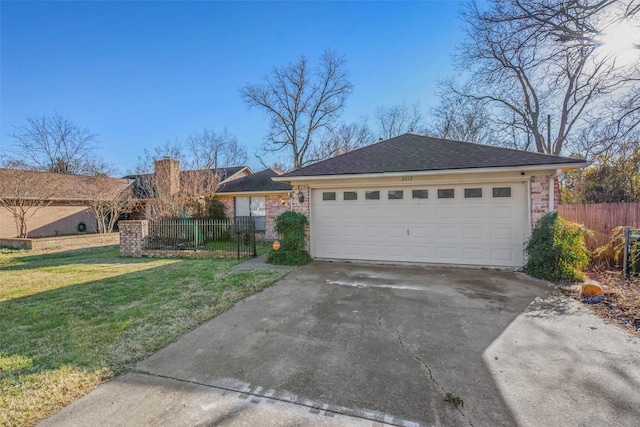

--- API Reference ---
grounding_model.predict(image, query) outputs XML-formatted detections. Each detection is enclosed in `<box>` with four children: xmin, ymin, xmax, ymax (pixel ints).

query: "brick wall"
<box><xmin>530</xmin><ymin>175</ymin><xmax>550</xmax><ymax>227</ymax></box>
<box><xmin>217</xmin><ymin>196</ymin><xmax>235</xmax><ymax>219</ymax></box>
<box><xmin>0</xmin><ymin>203</ymin><xmax>97</xmax><ymax>238</ymax></box>
<box><xmin>119</xmin><ymin>220</ymin><xmax>149</xmax><ymax>257</ymax></box>
<box><xmin>265</xmin><ymin>195</ymin><xmax>290</xmax><ymax>240</ymax></box>
<box><xmin>290</xmin><ymin>184</ymin><xmax>311</xmax><ymax>250</ymax></box>
<box><xmin>0</xmin><ymin>233</ymin><xmax>119</xmax><ymax>251</ymax></box>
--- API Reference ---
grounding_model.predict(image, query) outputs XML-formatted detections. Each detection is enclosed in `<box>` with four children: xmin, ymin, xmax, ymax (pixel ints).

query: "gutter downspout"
<box><xmin>549</xmin><ymin>169</ymin><xmax>562</xmax><ymax>212</ymax></box>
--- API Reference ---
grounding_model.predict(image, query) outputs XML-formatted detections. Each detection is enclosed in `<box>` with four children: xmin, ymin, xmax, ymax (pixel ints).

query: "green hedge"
<box><xmin>267</xmin><ymin>211</ymin><xmax>311</xmax><ymax>266</ymax></box>
<box><xmin>525</xmin><ymin>212</ymin><xmax>591</xmax><ymax>282</ymax></box>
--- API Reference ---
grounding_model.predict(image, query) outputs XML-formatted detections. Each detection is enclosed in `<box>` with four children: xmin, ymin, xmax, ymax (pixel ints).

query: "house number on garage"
<box><xmin>401</xmin><ymin>176</ymin><xmax>413</xmax><ymax>181</ymax></box>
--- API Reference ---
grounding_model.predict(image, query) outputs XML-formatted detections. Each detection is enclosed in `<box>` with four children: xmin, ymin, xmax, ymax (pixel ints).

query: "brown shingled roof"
<box><xmin>281</xmin><ymin>134</ymin><xmax>586</xmax><ymax>177</ymax></box>
<box><xmin>0</xmin><ymin>168</ymin><xmax>132</xmax><ymax>201</ymax></box>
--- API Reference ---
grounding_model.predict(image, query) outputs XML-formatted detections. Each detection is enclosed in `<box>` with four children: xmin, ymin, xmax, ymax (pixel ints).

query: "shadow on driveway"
<box><xmin>42</xmin><ymin>261</ymin><xmax>640</xmax><ymax>426</ymax></box>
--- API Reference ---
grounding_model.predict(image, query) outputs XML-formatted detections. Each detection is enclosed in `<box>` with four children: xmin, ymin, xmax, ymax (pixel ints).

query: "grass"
<box><xmin>0</xmin><ymin>247</ymin><xmax>288</xmax><ymax>426</ymax></box>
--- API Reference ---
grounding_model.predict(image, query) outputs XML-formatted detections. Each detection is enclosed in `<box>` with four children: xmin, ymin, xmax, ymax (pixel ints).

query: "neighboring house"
<box><xmin>274</xmin><ymin>134</ymin><xmax>588</xmax><ymax>268</ymax></box>
<box><xmin>216</xmin><ymin>168</ymin><xmax>292</xmax><ymax>240</ymax></box>
<box><xmin>0</xmin><ymin>168</ymin><xmax>132</xmax><ymax>238</ymax></box>
<box><xmin>124</xmin><ymin>158</ymin><xmax>252</xmax><ymax>219</ymax></box>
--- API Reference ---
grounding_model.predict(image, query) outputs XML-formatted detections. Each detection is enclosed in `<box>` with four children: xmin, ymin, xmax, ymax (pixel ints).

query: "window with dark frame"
<box><xmin>344</xmin><ymin>191</ymin><xmax>357</xmax><ymax>200</ymax></box>
<box><xmin>464</xmin><ymin>188</ymin><xmax>482</xmax><ymax>198</ymax></box>
<box><xmin>388</xmin><ymin>190</ymin><xmax>403</xmax><ymax>200</ymax></box>
<box><xmin>493</xmin><ymin>187</ymin><xmax>512</xmax><ymax>197</ymax></box>
<box><xmin>412</xmin><ymin>189</ymin><xmax>428</xmax><ymax>199</ymax></box>
<box><xmin>322</xmin><ymin>192</ymin><xmax>336</xmax><ymax>201</ymax></box>
<box><xmin>365</xmin><ymin>190</ymin><xmax>380</xmax><ymax>200</ymax></box>
<box><xmin>438</xmin><ymin>189</ymin><xmax>454</xmax><ymax>199</ymax></box>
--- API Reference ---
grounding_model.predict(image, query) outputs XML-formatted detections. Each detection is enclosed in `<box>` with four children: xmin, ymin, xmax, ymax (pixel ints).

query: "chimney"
<box><xmin>154</xmin><ymin>158</ymin><xmax>180</xmax><ymax>197</ymax></box>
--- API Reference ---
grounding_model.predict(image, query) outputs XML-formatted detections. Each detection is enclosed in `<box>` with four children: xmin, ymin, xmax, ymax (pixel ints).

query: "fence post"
<box><xmin>624</xmin><ymin>227</ymin><xmax>630</xmax><ymax>278</ymax></box>
<box><xmin>194</xmin><ymin>219</ymin><xmax>198</xmax><ymax>252</ymax></box>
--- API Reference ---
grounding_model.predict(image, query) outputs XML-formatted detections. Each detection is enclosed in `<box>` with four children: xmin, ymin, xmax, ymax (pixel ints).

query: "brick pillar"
<box><xmin>119</xmin><ymin>220</ymin><xmax>149</xmax><ymax>257</ymax></box>
<box><xmin>530</xmin><ymin>176</ymin><xmax>550</xmax><ymax>228</ymax></box>
<box><xmin>291</xmin><ymin>185</ymin><xmax>311</xmax><ymax>251</ymax></box>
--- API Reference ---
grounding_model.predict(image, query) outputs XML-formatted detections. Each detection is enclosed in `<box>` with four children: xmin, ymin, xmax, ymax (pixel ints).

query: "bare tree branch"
<box><xmin>8</xmin><ymin>112</ymin><xmax>111</xmax><ymax>175</ymax></box>
<box><xmin>241</xmin><ymin>50</ymin><xmax>353</xmax><ymax>169</ymax></box>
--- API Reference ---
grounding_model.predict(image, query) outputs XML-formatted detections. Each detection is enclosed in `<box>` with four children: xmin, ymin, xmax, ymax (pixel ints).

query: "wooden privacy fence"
<box><xmin>557</xmin><ymin>202</ymin><xmax>640</xmax><ymax>250</ymax></box>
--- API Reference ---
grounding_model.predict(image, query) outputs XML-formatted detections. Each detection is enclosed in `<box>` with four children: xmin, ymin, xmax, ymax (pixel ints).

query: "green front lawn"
<box><xmin>0</xmin><ymin>247</ymin><xmax>287</xmax><ymax>426</ymax></box>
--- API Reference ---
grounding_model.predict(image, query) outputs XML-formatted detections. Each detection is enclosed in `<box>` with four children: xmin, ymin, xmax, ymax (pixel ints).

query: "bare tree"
<box><xmin>8</xmin><ymin>113</ymin><xmax>112</xmax><ymax>175</ymax></box>
<box><xmin>185</xmin><ymin>128</ymin><xmax>247</xmax><ymax>170</ymax></box>
<box><xmin>448</xmin><ymin>0</ymin><xmax>639</xmax><ymax>155</ymax></box>
<box><xmin>0</xmin><ymin>169</ymin><xmax>66</xmax><ymax>238</ymax></box>
<box><xmin>86</xmin><ymin>176</ymin><xmax>139</xmax><ymax>233</ymax></box>
<box><xmin>374</xmin><ymin>101</ymin><xmax>425</xmax><ymax>139</ymax></box>
<box><xmin>428</xmin><ymin>87</ymin><xmax>495</xmax><ymax>144</ymax></box>
<box><xmin>308</xmin><ymin>121</ymin><xmax>376</xmax><ymax>162</ymax></box>
<box><xmin>241</xmin><ymin>50</ymin><xmax>353</xmax><ymax>169</ymax></box>
<box><xmin>132</xmin><ymin>128</ymin><xmax>247</xmax><ymax>219</ymax></box>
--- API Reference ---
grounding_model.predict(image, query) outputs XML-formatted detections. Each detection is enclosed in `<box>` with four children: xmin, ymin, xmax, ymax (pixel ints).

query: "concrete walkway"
<box><xmin>41</xmin><ymin>262</ymin><xmax>640</xmax><ymax>426</ymax></box>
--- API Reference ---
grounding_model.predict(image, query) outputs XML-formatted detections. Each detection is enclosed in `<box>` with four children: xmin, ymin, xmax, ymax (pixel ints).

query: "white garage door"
<box><xmin>311</xmin><ymin>182</ymin><xmax>527</xmax><ymax>267</ymax></box>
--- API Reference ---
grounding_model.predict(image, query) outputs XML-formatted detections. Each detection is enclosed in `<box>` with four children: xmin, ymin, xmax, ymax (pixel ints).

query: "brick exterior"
<box><xmin>530</xmin><ymin>175</ymin><xmax>551</xmax><ymax>227</ymax></box>
<box><xmin>216</xmin><ymin>193</ymin><xmax>291</xmax><ymax>240</ymax></box>
<box><xmin>0</xmin><ymin>203</ymin><xmax>97</xmax><ymax>238</ymax></box>
<box><xmin>265</xmin><ymin>194</ymin><xmax>291</xmax><ymax>240</ymax></box>
<box><xmin>290</xmin><ymin>184</ymin><xmax>311</xmax><ymax>250</ymax></box>
<box><xmin>0</xmin><ymin>233</ymin><xmax>119</xmax><ymax>251</ymax></box>
<box><xmin>217</xmin><ymin>196</ymin><xmax>235</xmax><ymax>219</ymax></box>
<box><xmin>154</xmin><ymin>158</ymin><xmax>180</xmax><ymax>196</ymax></box>
<box><xmin>119</xmin><ymin>220</ymin><xmax>149</xmax><ymax>257</ymax></box>
<box><xmin>553</xmin><ymin>177</ymin><xmax>560</xmax><ymax>207</ymax></box>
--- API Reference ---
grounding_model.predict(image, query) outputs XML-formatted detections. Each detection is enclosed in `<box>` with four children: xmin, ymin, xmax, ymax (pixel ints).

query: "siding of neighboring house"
<box><xmin>0</xmin><ymin>203</ymin><xmax>97</xmax><ymax>238</ymax></box>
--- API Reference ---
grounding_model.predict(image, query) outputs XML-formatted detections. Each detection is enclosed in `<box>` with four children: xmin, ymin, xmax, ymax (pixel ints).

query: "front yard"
<box><xmin>0</xmin><ymin>247</ymin><xmax>288</xmax><ymax>426</ymax></box>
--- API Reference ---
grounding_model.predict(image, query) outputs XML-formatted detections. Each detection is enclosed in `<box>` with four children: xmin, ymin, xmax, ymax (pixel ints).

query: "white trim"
<box><xmin>216</xmin><ymin>190</ymin><xmax>290</xmax><ymax>197</ymax></box>
<box><xmin>307</xmin><ymin>176</ymin><xmax>529</xmax><ymax>189</ymax></box>
<box><xmin>549</xmin><ymin>168</ymin><xmax>562</xmax><ymax>212</ymax></box>
<box><xmin>273</xmin><ymin>163</ymin><xmax>588</xmax><ymax>183</ymax></box>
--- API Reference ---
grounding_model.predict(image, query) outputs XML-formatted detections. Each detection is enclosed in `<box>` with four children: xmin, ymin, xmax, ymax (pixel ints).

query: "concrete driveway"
<box><xmin>42</xmin><ymin>261</ymin><xmax>640</xmax><ymax>426</ymax></box>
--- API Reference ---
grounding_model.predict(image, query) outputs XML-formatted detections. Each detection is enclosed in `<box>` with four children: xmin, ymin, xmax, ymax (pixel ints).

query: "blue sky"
<box><xmin>1</xmin><ymin>1</ymin><xmax>467</xmax><ymax>175</ymax></box>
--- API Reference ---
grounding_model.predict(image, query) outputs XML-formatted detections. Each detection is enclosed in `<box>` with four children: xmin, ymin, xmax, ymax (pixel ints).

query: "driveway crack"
<box><xmin>394</xmin><ymin>329</ymin><xmax>474</xmax><ymax>426</ymax></box>
<box><xmin>377</xmin><ymin>300</ymin><xmax>390</xmax><ymax>326</ymax></box>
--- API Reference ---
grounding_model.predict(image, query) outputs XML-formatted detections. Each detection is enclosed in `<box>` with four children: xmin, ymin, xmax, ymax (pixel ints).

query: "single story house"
<box><xmin>274</xmin><ymin>134</ymin><xmax>588</xmax><ymax>267</ymax></box>
<box><xmin>216</xmin><ymin>168</ymin><xmax>292</xmax><ymax>240</ymax></box>
<box><xmin>0</xmin><ymin>168</ymin><xmax>132</xmax><ymax>238</ymax></box>
<box><xmin>124</xmin><ymin>158</ymin><xmax>252</xmax><ymax>219</ymax></box>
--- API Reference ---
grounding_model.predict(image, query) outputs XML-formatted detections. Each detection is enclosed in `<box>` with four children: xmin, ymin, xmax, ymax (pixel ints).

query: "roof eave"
<box><xmin>216</xmin><ymin>190</ymin><xmax>291</xmax><ymax>196</ymax></box>
<box><xmin>273</xmin><ymin>162</ymin><xmax>589</xmax><ymax>183</ymax></box>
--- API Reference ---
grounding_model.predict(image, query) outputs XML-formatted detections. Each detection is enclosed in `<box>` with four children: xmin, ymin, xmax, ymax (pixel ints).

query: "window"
<box><xmin>235</xmin><ymin>196</ymin><xmax>266</xmax><ymax>231</ymax></box>
<box><xmin>388</xmin><ymin>190</ymin><xmax>403</xmax><ymax>200</ymax></box>
<box><xmin>464</xmin><ymin>188</ymin><xmax>482</xmax><ymax>198</ymax></box>
<box><xmin>493</xmin><ymin>187</ymin><xmax>512</xmax><ymax>198</ymax></box>
<box><xmin>365</xmin><ymin>190</ymin><xmax>380</xmax><ymax>200</ymax></box>
<box><xmin>323</xmin><ymin>192</ymin><xmax>336</xmax><ymax>201</ymax></box>
<box><xmin>344</xmin><ymin>191</ymin><xmax>357</xmax><ymax>200</ymax></box>
<box><xmin>412</xmin><ymin>189</ymin><xmax>428</xmax><ymax>199</ymax></box>
<box><xmin>438</xmin><ymin>189</ymin><xmax>454</xmax><ymax>199</ymax></box>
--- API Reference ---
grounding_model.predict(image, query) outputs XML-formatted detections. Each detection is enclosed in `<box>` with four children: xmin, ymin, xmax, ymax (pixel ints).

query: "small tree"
<box><xmin>267</xmin><ymin>211</ymin><xmax>311</xmax><ymax>265</ymax></box>
<box><xmin>0</xmin><ymin>168</ymin><xmax>67</xmax><ymax>238</ymax></box>
<box><xmin>86</xmin><ymin>176</ymin><xmax>139</xmax><ymax>233</ymax></box>
<box><xmin>525</xmin><ymin>212</ymin><xmax>591</xmax><ymax>282</ymax></box>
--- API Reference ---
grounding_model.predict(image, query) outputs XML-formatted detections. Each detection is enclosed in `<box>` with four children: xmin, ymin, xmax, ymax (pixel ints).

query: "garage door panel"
<box><xmin>463</xmin><ymin>227</ymin><xmax>484</xmax><ymax>240</ymax></box>
<box><xmin>436</xmin><ymin>226</ymin><xmax>457</xmax><ymax>240</ymax></box>
<box><xmin>311</xmin><ymin>183</ymin><xmax>526</xmax><ymax>267</ymax></box>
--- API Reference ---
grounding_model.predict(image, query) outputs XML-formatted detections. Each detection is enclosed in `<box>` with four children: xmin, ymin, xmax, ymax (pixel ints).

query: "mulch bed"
<box><xmin>557</xmin><ymin>271</ymin><xmax>640</xmax><ymax>338</ymax></box>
